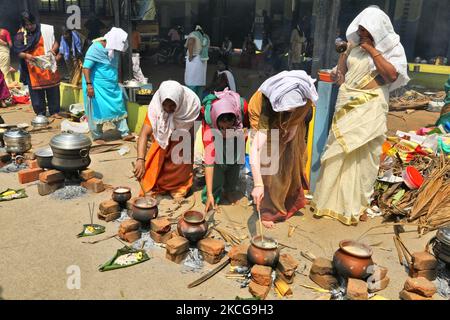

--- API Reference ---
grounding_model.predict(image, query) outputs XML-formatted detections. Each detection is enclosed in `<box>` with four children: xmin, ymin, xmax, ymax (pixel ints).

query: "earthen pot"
<box><xmin>130</xmin><ymin>196</ymin><xmax>158</xmax><ymax>225</ymax></box>
<box><xmin>247</xmin><ymin>235</ymin><xmax>280</xmax><ymax>268</ymax></box>
<box><xmin>333</xmin><ymin>240</ymin><xmax>374</xmax><ymax>279</ymax></box>
<box><xmin>112</xmin><ymin>186</ymin><xmax>132</xmax><ymax>203</ymax></box>
<box><xmin>177</xmin><ymin>210</ymin><xmax>208</xmax><ymax>242</ymax></box>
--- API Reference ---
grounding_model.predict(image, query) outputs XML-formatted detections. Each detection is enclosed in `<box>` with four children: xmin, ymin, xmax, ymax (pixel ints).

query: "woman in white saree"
<box><xmin>311</xmin><ymin>6</ymin><xmax>409</xmax><ymax>225</ymax></box>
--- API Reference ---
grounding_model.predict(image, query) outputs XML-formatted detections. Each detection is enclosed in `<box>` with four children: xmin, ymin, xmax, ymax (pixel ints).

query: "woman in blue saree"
<box><xmin>82</xmin><ymin>27</ymin><xmax>134</xmax><ymax>143</ymax></box>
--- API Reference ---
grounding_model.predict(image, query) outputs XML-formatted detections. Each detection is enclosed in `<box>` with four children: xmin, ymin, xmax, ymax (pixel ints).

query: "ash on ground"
<box><xmin>182</xmin><ymin>248</ymin><xmax>204</xmax><ymax>273</ymax></box>
<box><xmin>51</xmin><ymin>186</ymin><xmax>87</xmax><ymax>200</ymax></box>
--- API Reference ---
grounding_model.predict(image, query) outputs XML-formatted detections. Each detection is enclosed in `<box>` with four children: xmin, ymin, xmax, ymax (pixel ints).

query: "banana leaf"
<box><xmin>99</xmin><ymin>246</ymin><xmax>150</xmax><ymax>272</ymax></box>
<box><xmin>0</xmin><ymin>188</ymin><xmax>27</xmax><ymax>202</ymax></box>
<box><xmin>77</xmin><ymin>224</ymin><xmax>106</xmax><ymax>238</ymax></box>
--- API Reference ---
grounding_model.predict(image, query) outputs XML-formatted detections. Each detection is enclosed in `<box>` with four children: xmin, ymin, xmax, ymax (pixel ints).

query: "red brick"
<box><xmin>201</xmin><ymin>251</ymin><xmax>223</xmax><ymax>264</ymax></box>
<box><xmin>228</xmin><ymin>243</ymin><xmax>249</xmax><ymax>266</ymax></box>
<box><xmin>37</xmin><ymin>181</ymin><xmax>64</xmax><ymax>196</ymax></box>
<box><xmin>404</xmin><ymin>277</ymin><xmax>436</xmax><ymax>297</ymax></box>
<box><xmin>118</xmin><ymin>230</ymin><xmax>141</xmax><ymax>243</ymax></box>
<box><xmin>98</xmin><ymin>210</ymin><xmax>120</xmax><ymax>222</ymax></box>
<box><xmin>166</xmin><ymin>236</ymin><xmax>189</xmax><ymax>255</ymax></box>
<box><xmin>276</xmin><ymin>270</ymin><xmax>295</xmax><ymax>284</ymax></box>
<box><xmin>412</xmin><ymin>252</ymin><xmax>438</xmax><ymax>271</ymax></box>
<box><xmin>80</xmin><ymin>169</ymin><xmax>96</xmax><ymax>181</ymax></box>
<box><xmin>399</xmin><ymin>290</ymin><xmax>432</xmax><ymax>300</ymax></box>
<box><xmin>150</xmin><ymin>230</ymin><xmax>173</xmax><ymax>244</ymax></box>
<box><xmin>39</xmin><ymin>169</ymin><xmax>65</xmax><ymax>183</ymax></box>
<box><xmin>99</xmin><ymin>200</ymin><xmax>120</xmax><ymax>214</ymax></box>
<box><xmin>26</xmin><ymin>159</ymin><xmax>39</xmax><ymax>169</ymax></box>
<box><xmin>119</xmin><ymin>219</ymin><xmax>141</xmax><ymax>233</ymax></box>
<box><xmin>346</xmin><ymin>278</ymin><xmax>368</xmax><ymax>300</ymax></box>
<box><xmin>309</xmin><ymin>272</ymin><xmax>339</xmax><ymax>290</ymax></box>
<box><xmin>277</xmin><ymin>253</ymin><xmax>299</xmax><ymax>277</ymax></box>
<box><xmin>370</xmin><ymin>265</ymin><xmax>388</xmax><ymax>281</ymax></box>
<box><xmin>311</xmin><ymin>257</ymin><xmax>335</xmax><ymax>275</ymax></box>
<box><xmin>409</xmin><ymin>268</ymin><xmax>437</xmax><ymax>281</ymax></box>
<box><xmin>18</xmin><ymin>168</ymin><xmax>44</xmax><ymax>184</ymax></box>
<box><xmin>248</xmin><ymin>280</ymin><xmax>271</xmax><ymax>300</ymax></box>
<box><xmin>368</xmin><ymin>276</ymin><xmax>390</xmax><ymax>293</ymax></box>
<box><xmin>150</xmin><ymin>217</ymin><xmax>171</xmax><ymax>234</ymax></box>
<box><xmin>251</xmin><ymin>265</ymin><xmax>273</xmax><ymax>286</ymax></box>
<box><xmin>166</xmin><ymin>251</ymin><xmax>188</xmax><ymax>264</ymax></box>
<box><xmin>81</xmin><ymin>178</ymin><xmax>105</xmax><ymax>193</ymax></box>
<box><xmin>197</xmin><ymin>238</ymin><xmax>225</xmax><ymax>256</ymax></box>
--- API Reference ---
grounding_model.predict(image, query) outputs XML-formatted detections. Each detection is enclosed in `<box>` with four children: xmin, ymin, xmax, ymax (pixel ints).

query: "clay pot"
<box><xmin>247</xmin><ymin>235</ymin><xmax>280</xmax><ymax>268</ymax></box>
<box><xmin>112</xmin><ymin>186</ymin><xmax>132</xmax><ymax>203</ymax></box>
<box><xmin>333</xmin><ymin>240</ymin><xmax>374</xmax><ymax>279</ymax></box>
<box><xmin>129</xmin><ymin>196</ymin><xmax>158</xmax><ymax>225</ymax></box>
<box><xmin>177</xmin><ymin>210</ymin><xmax>208</xmax><ymax>242</ymax></box>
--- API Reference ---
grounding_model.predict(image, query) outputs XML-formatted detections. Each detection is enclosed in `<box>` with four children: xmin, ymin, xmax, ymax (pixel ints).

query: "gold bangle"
<box><xmin>373</xmin><ymin>52</ymin><xmax>382</xmax><ymax>58</ymax></box>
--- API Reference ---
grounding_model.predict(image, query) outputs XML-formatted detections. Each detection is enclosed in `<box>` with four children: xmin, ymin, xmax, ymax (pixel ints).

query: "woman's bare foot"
<box><xmin>93</xmin><ymin>139</ymin><xmax>106</xmax><ymax>145</ymax></box>
<box><xmin>262</xmin><ymin>220</ymin><xmax>275</xmax><ymax>229</ymax></box>
<box><xmin>122</xmin><ymin>134</ymin><xmax>135</xmax><ymax>142</ymax></box>
<box><xmin>50</xmin><ymin>113</ymin><xmax>63</xmax><ymax>119</ymax></box>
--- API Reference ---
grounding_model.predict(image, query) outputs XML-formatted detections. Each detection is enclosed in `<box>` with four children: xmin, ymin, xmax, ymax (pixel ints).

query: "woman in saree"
<box><xmin>13</xmin><ymin>12</ymin><xmax>61</xmax><ymax>118</ymax></box>
<box><xmin>0</xmin><ymin>70</ymin><xmax>10</xmax><ymax>107</ymax></box>
<box><xmin>0</xmin><ymin>27</ymin><xmax>12</xmax><ymax>84</ymax></box>
<box><xmin>249</xmin><ymin>70</ymin><xmax>318</xmax><ymax>228</ymax></box>
<box><xmin>82</xmin><ymin>27</ymin><xmax>134</xmax><ymax>143</ymax></box>
<box><xmin>201</xmin><ymin>89</ymin><xmax>249</xmax><ymax>212</ymax></box>
<box><xmin>311</xmin><ymin>6</ymin><xmax>409</xmax><ymax>225</ymax></box>
<box><xmin>133</xmin><ymin>80</ymin><xmax>201</xmax><ymax>200</ymax></box>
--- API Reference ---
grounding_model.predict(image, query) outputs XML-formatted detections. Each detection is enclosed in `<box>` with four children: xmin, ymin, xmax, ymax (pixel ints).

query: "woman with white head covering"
<box><xmin>134</xmin><ymin>80</ymin><xmax>201</xmax><ymax>200</ymax></box>
<box><xmin>82</xmin><ymin>27</ymin><xmax>133</xmax><ymax>143</ymax></box>
<box><xmin>311</xmin><ymin>6</ymin><xmax>410</xmax><ymax>226</ymax></box>
<box><xmin>248</xmin><ymin>70</ymin><xmax>318</xmax><ymax>228</ymax></box>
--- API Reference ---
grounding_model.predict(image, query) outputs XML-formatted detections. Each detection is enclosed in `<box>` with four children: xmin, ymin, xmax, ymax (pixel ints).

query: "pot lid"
<box><xmin>4</xmin><ymin>128</ymin><xmax>31</xmax><ymax>139</ymax></box>
<box><xmin>35</xmin><ymin>145</ymin><xmax>53</xmax><ymax>157</ymax></box>
<box><xmin>437</xmin><ymin>225</ymin><xmax>450</xmax><ymax>245</ymax></box>
<box><xmin>31</xmin><ymin>115</ymin><xmax>50</xmax><ymax>125</ymax></box>
<box><xmin>50</xmin><ymin>132</ymin><xmax>92</xmax><ymax>150</ymax></box>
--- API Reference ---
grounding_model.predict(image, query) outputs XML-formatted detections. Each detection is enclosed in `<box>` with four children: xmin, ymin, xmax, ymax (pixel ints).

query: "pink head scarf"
<box><xmin>210</xmin><ymin>89</ymin><xmax>242</xmax><ymax>129</ymax></box>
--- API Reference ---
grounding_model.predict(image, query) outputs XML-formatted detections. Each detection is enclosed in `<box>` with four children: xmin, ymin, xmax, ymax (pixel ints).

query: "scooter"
<box><xmin>156</xmin><ymin>39</ymin><xmax>185</xmax><ymax>66</ymax></box>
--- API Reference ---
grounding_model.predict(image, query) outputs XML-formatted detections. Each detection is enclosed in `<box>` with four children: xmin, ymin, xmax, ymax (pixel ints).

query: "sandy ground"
<box><xmin>0</xmin><ymin>64</ymin><xmax>444</xmax><ymax>300</ymax></box>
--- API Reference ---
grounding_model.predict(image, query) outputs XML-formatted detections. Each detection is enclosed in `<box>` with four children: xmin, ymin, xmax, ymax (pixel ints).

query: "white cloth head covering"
<box><xmin>259</xmin><ymin>70</ymin><xmax>318</xmax><ymax>112</ymax></box>
<box><xmin>148</xmin><ymin>80</ymin><xmax>201</xmax><ymax>149</ymax></box>
<box><xmin>104</xmin><ymin>27</ymin><xmax>129</xmax><ymax>59</ymax></box>
<box><xmin>346</xmin><ymin>6</ymin><xmax>410</xmax><ymax>91</ymax></box>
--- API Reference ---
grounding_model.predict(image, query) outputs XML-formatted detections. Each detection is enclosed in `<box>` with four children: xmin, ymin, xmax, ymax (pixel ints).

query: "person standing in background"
<box><xmin>184</xmin><ymin>24</ymin><xmax>210</xmax><ymax>99</ymax></box>
<box><xmin>56</xmin><ymin>27</ymin><xmax>83</xmax><ymax>84</ymax></box>
<box><xmin>289</xmin><ymin>24</ymin><xmax>306</xmax><ymax>70</ymax></box>
<box><xmin>221</xmin><ymin>36</ymin><xmax>233</xmax><ymax>66</ymax></box>
<box><xmin>0</xmin><ymin>27</ymin><xmax>12</xmax><ymax>83</ymax></box>
<box><xmin>168</xmin><ymin>25</ymin><xmax>182</xmax><ymax>42</ymax></box>
<box><xmin>84</xmin><ymin>13</ymin><xmax>106</xmax><ymax>41</ymax></box>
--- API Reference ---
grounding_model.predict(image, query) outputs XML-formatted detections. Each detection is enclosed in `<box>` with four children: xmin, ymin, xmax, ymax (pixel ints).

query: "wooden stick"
<box><xmin>257</xmin><ymin>209</ymin><xmax>264</xmax><ymax>242</ymax></box>
<box><xmin>396</xmin><ymin>236</ymin><xmax>412</xmax><ymax>267</ymax></box>
<box><xmin>393</xmin><ymin>236</ymin><xmax>404</xmax><ymax>265</ymax></box>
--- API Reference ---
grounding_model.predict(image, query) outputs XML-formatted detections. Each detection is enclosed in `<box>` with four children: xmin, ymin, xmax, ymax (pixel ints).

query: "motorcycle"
<box><xmin>156</xmin><ymin>39</ymin><xmax>185</xmax><ymax>66</ymax></box>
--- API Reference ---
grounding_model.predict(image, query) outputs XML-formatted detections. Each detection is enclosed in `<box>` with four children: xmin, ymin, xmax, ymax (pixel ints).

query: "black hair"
<box><xmin>20</xmin><ymin>11</ymin><xmax>36</xmax><ymax>27</ymax></box>
<box><xmin>217</xmin><ymin>113</ymin><xmax>236</xmax><ymax>126</ymax></box>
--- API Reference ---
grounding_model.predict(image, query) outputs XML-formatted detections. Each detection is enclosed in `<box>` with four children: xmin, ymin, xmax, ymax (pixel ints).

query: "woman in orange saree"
<box><xmin>134</xmin><ymin>81</ymin><xmax>201</xmax><ymax>200</ymax></box>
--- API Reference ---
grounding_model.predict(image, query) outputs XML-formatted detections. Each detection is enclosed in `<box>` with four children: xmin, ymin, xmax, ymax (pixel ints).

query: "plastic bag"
<box><xmin>60</xmin><ymin>119</ymin><xmax>90</xmax><ymax>134</ymax></box>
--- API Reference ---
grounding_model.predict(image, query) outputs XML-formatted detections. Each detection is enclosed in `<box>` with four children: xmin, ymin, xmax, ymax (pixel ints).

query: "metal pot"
<box><xmin>431</xmin><ymin>225</ymin><xmax>450</xmax><ymax>265</ymax></box>
<box><xmin>177</xmin><ymin>210</ymin><xmax>208</xmax><ymax>242</ymax></box>
<box><xmin>129</xmin><ymin>196</ymin><xmax>159</xmax><ymax>226</ymax></box>
<box><xmin>35</xmin><ymin>146</ymin><xmax>53</xmax><ymax>169</ymax></box>
<box><xmin>333</xmin><ymin>240</ymin><xmax>374</xmax><ymax>279</ymax></box>
<box><xmin>31</xmin><ymin>115</ymin><xmax>50</xmax><ymax>129</ymax></box>
<box><xmin>247</xmin><ymin>235</ymin><xmax>280</xmax><ymax>267</ymax></box>
<box><xmin>50</xmin><ymin>132</ymin><xmax>92</xmax><ymax>171</ymax></box>
<box><xmin>3</xmin><ymin>128</ymin><xmax>32</xmax><ymax>153</ymax></box>
<box><xmin>112</xmin><ymin>186</ymin><xmax>132</xmax><ymax>203</ymax></box>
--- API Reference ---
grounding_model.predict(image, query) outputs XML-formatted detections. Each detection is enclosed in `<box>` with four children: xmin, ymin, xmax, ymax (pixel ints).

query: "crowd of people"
<box><xmin>0</xmin><ymin>6</ymin><xmax>412</xmax><ymax>229</ymax></box>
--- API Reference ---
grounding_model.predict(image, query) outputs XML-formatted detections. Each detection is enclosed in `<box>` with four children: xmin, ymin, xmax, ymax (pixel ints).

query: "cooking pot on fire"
<box><xmin>49</xmin><ymin>131</ymin><xmax>92</xmax><ymax>171</ymax></box>
<box><xmin>177</xmin><ymin>210</ymin><xmax>208</xmax><ymax>242</ymax></box>
<box><xmin>3</xmin><ymin>128</ymin><xmax>32</xmax><ymax>153</ymax></box>
<box><xmin>333</xmin><ymin>240</ymin><xmax>374</xmax><ymax>279</ymax></box>
<box><xmin>247</xmin><ymin>235</ymin><xmax>280</xmax><ymax>267</ymax></box>
<box><xmin>31</xmin><ymin>115</ymin><xmax>50</xmax><ymax>129</ymax></box>
<box><xmin>35</xmin><ymin>146</ymin><xmax>54</xmax><ymax>169</ymax></box>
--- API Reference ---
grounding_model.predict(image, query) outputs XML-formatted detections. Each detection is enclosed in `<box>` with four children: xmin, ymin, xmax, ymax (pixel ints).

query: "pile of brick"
<box><xmin>249</xmin><ymin>265</ymin><xmax>273</xmax><ymax>299</ymax></box>
<box><xmin>98</xmin><ymin>199</ymin><xmax>121</xmax><ymax>222</ymax></box>
<box><xmin>166</xmin><ymin>236</ymin><xmax>190</xmax><ymax>264</ymax></box>
<box><xmin>150</xmin><ymin>217</ymin><xmax>173</xmax><ymax>244</ymax></box>
<box><xmin>276</xmin><ymin>253</ymin><xmax>299</xmax><ymax>284</ymax></box>
<box><xmin>118</xmin><ymin>219</ymin><xmax>141</xmax><ymax>243</ymax></box>
<box><xmin>228</xmin><ymin>243</ymin><xmax>249</xmax><ymax>267</ymax></box>
<box><xmin>309</xmin><ymin>257</ymin><xmax>339</xmax><ymax>290</ymax></box>
<box><xmin>37</xmin><ymin>169</ymin><xmax>65</xmax><ymax>195</ymax></box>
<box><xmin>400</xmin><ymin>277</ymin><xmax>436</xmax><ymax>300</ymax></box>
<box><xmin>409</xmin><ymin>251</ymin><xmax>438</xmax><ymax>281</ymax></box>
<box><xmin>80</xmin><ymin>169</ymin><xmax>105</xmax><ymax>193</ymax></box>
<box><xmin>197</xmin><ymin>238</ymin><xmax>225</xmax><ymax>264</ymax></box>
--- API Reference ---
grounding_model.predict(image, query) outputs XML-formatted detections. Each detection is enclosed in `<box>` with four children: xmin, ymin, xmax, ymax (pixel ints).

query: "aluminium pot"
<box><xmin>3</xmin><ymin>128</ymin><xmax>32</xmax><ymax>153</ymax></box>
<box><xmin>50</xmin><ymin>132</ymin><xmax>92</xmax><ymax>171</ymax></box>
<box><xmin>333</xmin><ymin>240</ymin><xmax>374</xmax><ymax>280</ymax></box>
<box><xmin>35</xmin><ymin>146</ymin><xmax>54</xmax><ymax>169</ymax></box>
<box><xmin>247</xmin><ymin>235</ymin><xmax>280</xmax><ymax>267</ymax></box>
<box><xmin>431</xmin><ymin>225</ymin><xmax>450</xmax><ymax>265</ymax></box>
<box><xmin>31</xmin><ymin>115</ymin><xmax>50</xmax><ymax>129</ymax></box>
<box><xmin>177</xmin><ymin>210</ymin><xmax>208</xmax><ymax>242</ymax></box>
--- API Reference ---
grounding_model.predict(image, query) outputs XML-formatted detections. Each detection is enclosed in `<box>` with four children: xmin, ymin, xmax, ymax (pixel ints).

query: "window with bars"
<box><xmin>39</xmin><ymin>0</ymin><xmax>109</xmax><ymax>15</ymax></box>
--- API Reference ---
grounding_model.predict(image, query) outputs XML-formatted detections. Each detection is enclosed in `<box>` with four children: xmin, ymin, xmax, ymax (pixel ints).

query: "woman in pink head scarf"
<box><xmin>201</xmin><ymin>89</ymin><xmax>249</xmax><ymax>212</ymax></box>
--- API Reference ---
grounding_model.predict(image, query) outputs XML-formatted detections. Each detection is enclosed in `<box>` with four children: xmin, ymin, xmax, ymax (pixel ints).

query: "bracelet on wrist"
<box><xmin>137</xmin><ymin>158</ymin><xmax>145</xmax><ymax>162</ymax></box>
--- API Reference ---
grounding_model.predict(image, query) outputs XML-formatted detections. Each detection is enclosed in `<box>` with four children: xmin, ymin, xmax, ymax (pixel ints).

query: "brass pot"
<box><xmin>247</xmin><ymin>235</ymin><xmax>280</xmax><ymax>267</ymax></box>
<box><xmin>177</xmin><ymin>210</ymin><xmax>208</xmax><ymax>242</ymax></box>
<box><xmin>129</xmin><ymin>196</ymin><xmax>158</xmax><ymax>225</ymax></box>
<box><xmin>333</xmin><ymin>240</ymin><xmax>374</xmax><ymax>279</ymax></box>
